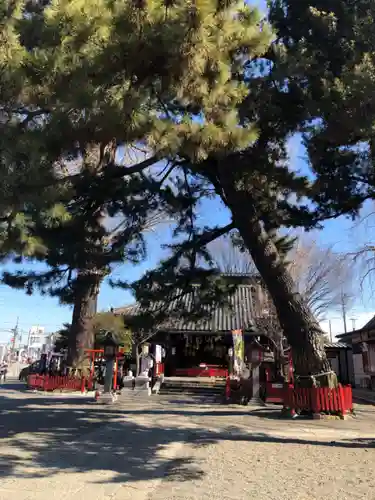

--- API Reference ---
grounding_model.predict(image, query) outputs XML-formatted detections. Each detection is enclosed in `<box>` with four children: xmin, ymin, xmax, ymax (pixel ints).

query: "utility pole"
<box><xmin>323</xmin><ymin>316</ymin><xmax>340</xmax><ymax>342</ymax></box>
<box><xmin>340</xmin><ymin>291</ymin><xmax>348</xmax><ymax>334</ymax></box>
<box><xmin>350</xmin><ymin>317</ymin><xmax>357</xmax><ymax>331</ymax></box>
<box><xmin>328</xmin><ymin>320</ymin><xmax>333</xmax><ymax>343</ymax></box>
<box><xmin>11</xmin><ymin>317</ymin><xmax>19</xmax><ymax>361</ymax></box>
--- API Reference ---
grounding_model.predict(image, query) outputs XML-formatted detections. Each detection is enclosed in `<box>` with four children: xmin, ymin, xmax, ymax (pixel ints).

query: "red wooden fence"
<box><xmin>263</xmin><ymin>382</ymin><xmax>353</xmax><ymax>414</ymax></box>
<box><xmin>28</xmin><ymin>374</ymin><xmax>85</xmax><ymax>393</ymax></box>
<box><xmin>284</xmin><ymin>384</ymin><xmax>353</xmax><ymax>415</ymax></box>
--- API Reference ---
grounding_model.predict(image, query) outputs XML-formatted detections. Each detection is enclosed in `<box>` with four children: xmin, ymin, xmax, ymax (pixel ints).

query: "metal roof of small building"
<box><xmin>323</xmin><ymin>341</ymin><xmax>350</xmax><ymax>349</ymax></box>
<box><xmin>336</xmin><ymin>313</ymin><xmax>375</xmax><ymax>339</ymax></box>
<box><xmin>113</xmin><ymin>284</ymin><xmax>256</xmax><ymax>333</ymax></box>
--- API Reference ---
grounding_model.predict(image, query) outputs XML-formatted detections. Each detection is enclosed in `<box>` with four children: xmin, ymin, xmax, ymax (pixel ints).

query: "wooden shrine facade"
<box><xmin>113</xmin><ymin>274</ymin><xmax>276</xmax><ymax>377</ymax></box>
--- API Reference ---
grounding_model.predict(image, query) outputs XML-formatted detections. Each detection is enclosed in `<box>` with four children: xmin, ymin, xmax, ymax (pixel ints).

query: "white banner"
<box><xmin>232</xmin><ymin>329</ymin><xmax>244</xmax><ymax>376</ymax></box>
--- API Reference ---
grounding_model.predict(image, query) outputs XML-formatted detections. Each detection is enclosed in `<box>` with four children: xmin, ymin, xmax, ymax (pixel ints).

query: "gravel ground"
<box><xmin>1</xmin><ymin>385</ymin><xmax>375</xmax><ymax>500</ymax></box>
<box><xmin>150</xmin><ymin>427</ymin><xmax>375</xmax><ymax>500</ymax></box>
<box><xmin>150</xmin><ymin>402</ymin><xmax>375</xmax><ymax>500</ymax></box>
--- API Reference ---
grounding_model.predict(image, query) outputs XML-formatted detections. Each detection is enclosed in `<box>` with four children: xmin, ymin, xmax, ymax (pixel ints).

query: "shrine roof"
<box><xmin>113</xmin><ymin>284</ymin><xmax>256</xmax><ymax>333</ymax></box>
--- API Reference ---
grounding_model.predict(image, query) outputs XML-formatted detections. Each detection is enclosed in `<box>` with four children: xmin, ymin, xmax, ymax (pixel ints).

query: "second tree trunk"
<box><xmin>219</xmin><ymin>181</ymin><xmax>333</xmax><ymax>384</ymax></box>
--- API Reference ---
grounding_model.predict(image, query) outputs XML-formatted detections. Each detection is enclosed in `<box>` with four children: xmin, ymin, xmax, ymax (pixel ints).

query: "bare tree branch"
<box><xmin>288</xmin><ymin>237</ymin><xmax>354</xmax><ymax>320</ymax></box>
<box><xmin>209</xmin><ymin>232</ymin><xmax>354</xmax><ymax>321</ymax></box>
<box><xmin>208</xmin><ymin>233</ymin><xmax>258</xmax><ymax>274</ymax></box>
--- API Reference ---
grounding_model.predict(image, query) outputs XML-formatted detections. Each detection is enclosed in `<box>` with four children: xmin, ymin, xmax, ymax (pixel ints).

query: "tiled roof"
<box><xmin>113</xmin><ymin>284</ymin><xmax>256</xmax><ymax>333</ymax></box>
<box><xmin>337</xmin><ymin>313</ymin><xmax>375</xmax><ymax>338</ymax></box>
<box><xmin>324</xmin><ymin>341</ymin><xmax>350</xmax><ymax>349</ymax></box>
<box><xmin>335</xmin><ymin>332</ymin><xmax>353</xmax><ymax>340</ymax></box>
<box><xmin>362</xmin><ymin>315</ymin><xmax>375</xmax><ymax>331</ymax></box>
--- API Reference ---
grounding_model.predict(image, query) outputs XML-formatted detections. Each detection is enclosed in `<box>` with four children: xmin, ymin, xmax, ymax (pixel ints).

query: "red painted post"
<box><xmin>348</xmin><ymin>385</ymin><xmax>353</xmax><ymax>412</ymax></box>
<box><xmin>80</xmin><ymin>376</ymin><xmax>86</xmax><ymax>394</ymax></box>
<box><xmin>287</xmin><ymin>384</ymin><xmax>297</xmax><ymax>416</ymax></box>
<box><xmin>89</xmin><ymin>352</ymin><xmax>95</xmax><ymax>389</ymax></box>
<box><xmin>338</xmin><ymin>384</ymin><xmax>346</xmax><ymax>415</ymax></box>
<box><xmin>283</xmin><ymin>383</ymin><xmax>291</xmax><ymax>409</ymax></box>
<box><xmin>288</xmin><ymin>350</ymin><xmax>294</xmax><ymax>384</ymax></box>
<box><xmin>113</xmin><ymin>358</ymin><xmax>118</xmax><ymax>391</ymax></box>
<box><xmin>225</xmin><ymin>376</ymin><xmax>231</xmax><ymax>401</ymax></box>
<box><xmin>311</xmin><ymin>387</ymin><xmax>319</xmax><ymax>414</ymax></box>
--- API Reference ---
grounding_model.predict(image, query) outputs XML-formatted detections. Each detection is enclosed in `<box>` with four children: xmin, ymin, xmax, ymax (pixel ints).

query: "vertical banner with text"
<box><xmin>232</xmin><ymin>329</ymin><xmax>244</xmax><ymax>376</ymax></box>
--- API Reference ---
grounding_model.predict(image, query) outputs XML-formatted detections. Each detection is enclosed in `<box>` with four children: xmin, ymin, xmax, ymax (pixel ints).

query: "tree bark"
<box><xmin>218</xmin><ymin>177</ymin><xmax>335</xmax><ymax>386</ymax></box>
<box><xmin>67</xmin><ymin>270</ymin><xmax>101</xmax><ymax>369</ymax></box>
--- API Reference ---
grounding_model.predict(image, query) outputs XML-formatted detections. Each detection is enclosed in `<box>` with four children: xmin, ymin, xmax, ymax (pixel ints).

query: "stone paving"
<box><xmin>353</xmin><ymin>387</ymin><xmax>375</xmax><ymax>404</ymax></box>
<box><xmin>1</xmin><ymin>383</ymin><xmax>375</xmax><ymax>500</ymax></box>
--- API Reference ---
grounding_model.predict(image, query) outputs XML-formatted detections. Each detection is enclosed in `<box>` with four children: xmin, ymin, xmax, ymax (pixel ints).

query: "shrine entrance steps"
<box><xmin>159</xmin><ymin>376</ymin><xmax>226</xmax><ymax>400</ymax></box>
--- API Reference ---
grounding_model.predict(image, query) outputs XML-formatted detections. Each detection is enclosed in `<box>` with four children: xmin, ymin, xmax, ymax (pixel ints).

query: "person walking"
<box><xmin>0</xmin><ymin>361</ymin><xmax>8</xmax><ymax>383</ymax></box>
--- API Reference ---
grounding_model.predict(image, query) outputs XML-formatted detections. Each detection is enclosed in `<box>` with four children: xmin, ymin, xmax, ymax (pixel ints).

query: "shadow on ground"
<box><xmin>0</xmin><ymin>390</ymin><xmax>206</xmax><ymax>484</ymax></box>
<box><xmin>0</xmin><ymin>389</ymin><xmax>375</xmax><ymax>488</ymax></box>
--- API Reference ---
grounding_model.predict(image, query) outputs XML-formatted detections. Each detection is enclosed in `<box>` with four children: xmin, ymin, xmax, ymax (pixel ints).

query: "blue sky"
<box><xmin>0</xmin><ymin>0</ymin><xmax>373</xmax><ymax>343</ymax></box>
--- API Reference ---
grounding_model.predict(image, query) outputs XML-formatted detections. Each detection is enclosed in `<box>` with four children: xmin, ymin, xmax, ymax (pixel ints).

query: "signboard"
<box><xmin>28</xmin><ymin>326</ymin><xmax>46</xmax><ymax>348</ymax></box>
<box><xmin>232</xmin><ymin>329</ymin><xmax>244</xmax><ymax>376</ymax></box>
<box><xmin>250</xmin><ymin>348</ymin><xmax>264</xmax><ymax>364</ymax></box>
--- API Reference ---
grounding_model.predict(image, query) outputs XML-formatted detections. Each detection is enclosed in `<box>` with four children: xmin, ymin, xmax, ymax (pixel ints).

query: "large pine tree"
<box><xmin>0</xmin><ymin>0</ymin><xmax>271</xmax><ymax>367</ymax></box>
<box><xmin>4</xmin><ymin>0</ymin><xmax>373</xmax><ymax>381</ymax></box>
<box><xmin>128</xmin><ymin>0</ymin><xmax>375</xmax><ymax>386</ymax></box>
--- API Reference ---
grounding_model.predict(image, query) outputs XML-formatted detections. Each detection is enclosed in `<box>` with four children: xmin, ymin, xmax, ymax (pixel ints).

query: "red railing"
<box><xmin>284</xmin><ymin>384</ymin><xmax>353</xmax><ymax>415</ymax></box>
<box><xmin>155</xmin><ymin>362</ymin><xmax>165</xmax><ymax>376</ymax></box>
<box><xmin>27</xmin><ymin>374</ymin><xmax>86</xmax><ymax>393</ymax></box>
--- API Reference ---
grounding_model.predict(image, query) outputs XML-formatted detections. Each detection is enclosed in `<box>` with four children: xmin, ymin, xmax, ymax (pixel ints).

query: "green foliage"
<box><xmin>93</xmin><ymin>312</ymin><xmax>132</xmax><ymax>349</ymax></box>
<box><xmin>0</xmin><ymin>0</ymin><xmax>271</xmax><ymax>303</ymax></box>
<box><xmin>3</xmin><ymin>0</ymin><xmax>374</xmax><ymax>364</ymax></box>
<box><xmin>267</xmin><ymin>0</ymin><xmax>375</xmax><ymax>219</ymax></box>
<box><xmin>54</xmin><ymin>312</ymin><xmax>132</xmax><ymax>350</ymax></box>
<box><xmin>122</xmin><ymin>0</ymin><xmax>375</xmax><ymax>335</ymax></box>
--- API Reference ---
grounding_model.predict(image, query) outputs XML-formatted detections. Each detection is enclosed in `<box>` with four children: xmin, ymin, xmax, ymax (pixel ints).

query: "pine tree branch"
<box><xmin>106</xmin><ymin>155</ymin><xmax>160</xmax><ymax>178</ymax></box>
<box><xmin>158</xmin><ymin>160</ymin><xmax>180</xmax><ymax>186</ymax></box>
<box><xmin>163</xmin><ymin>222</ymin><xmax>235</xmax><ymax>270</ymax></box>
<box><xmin>53</xmin><ymin>154</ymin><xmax>163</xmax><ymax>189</ymax></box>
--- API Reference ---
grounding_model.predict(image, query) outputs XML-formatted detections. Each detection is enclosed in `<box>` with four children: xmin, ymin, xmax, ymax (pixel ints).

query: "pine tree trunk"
<box><xmin>219</xmin><ymin>179</ymin><xmax>335</xmax><ymax>386</ymax></box>
<box><xmin>67</xmin><ymin>270</ymin><xmax>101</xmax><ymax>369</ymax></box>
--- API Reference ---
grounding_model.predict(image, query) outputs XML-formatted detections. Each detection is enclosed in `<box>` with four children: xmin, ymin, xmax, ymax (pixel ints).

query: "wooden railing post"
<box><xmin>311</xmin><ymin>387</ymin><xmax>319</xmax><ymax>414</ymax></box>
<box><xmin>347</xmin><ymin>385</ymin><xmax>353</xmax><ymax>412</ymax></box>
<box><xmin>338</xmin><ymin>384</ymin><xmax>346</xmax><ymax>415</ymax></box>
<box><xmin>283</xmin><ymin>382</ymin><xmax>291</xmax><ymax>409</ymax></box>
<box><xmin>80</xmin><ymin>376</ymin><xmax>86</xmax><ymax>393</ymax></box>
<box><xmin>225</xmin><ymin>376</ymin><xmax>231</xmax><ymax>401</ymax></box>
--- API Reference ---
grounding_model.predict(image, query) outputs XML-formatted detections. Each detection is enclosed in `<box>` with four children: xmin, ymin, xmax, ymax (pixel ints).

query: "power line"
<box><xmin>0</xmin><ymin>320</ymin><xmax>65</xmax><ymax>327</ymax></box>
